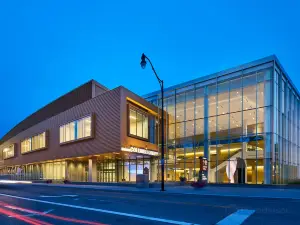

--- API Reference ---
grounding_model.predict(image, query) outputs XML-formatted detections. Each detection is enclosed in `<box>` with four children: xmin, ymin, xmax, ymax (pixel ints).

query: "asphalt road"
<box><xmin>0</xmin><ymin>184</ymin><xmax>299</xmax><ymax>225</ymax></box>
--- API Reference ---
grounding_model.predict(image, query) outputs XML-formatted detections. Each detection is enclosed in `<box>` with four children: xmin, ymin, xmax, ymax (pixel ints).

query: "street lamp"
<box><xmin>140</xmin><ymin>53</ymin><xmax>165</xmax><ymax>191</ymax></box>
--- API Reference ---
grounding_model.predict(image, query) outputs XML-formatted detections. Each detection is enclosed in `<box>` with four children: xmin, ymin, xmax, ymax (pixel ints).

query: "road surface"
<box><xmin>0</xmin><ymin>184</ymin><xmax>299</xmax><ymax>224</ymax></box>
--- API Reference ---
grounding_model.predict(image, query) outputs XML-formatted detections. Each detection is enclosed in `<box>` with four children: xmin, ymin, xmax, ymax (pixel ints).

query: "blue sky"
<box><xmin>0</xmin><ymin>0</ymin><xmax>299</xmax><ymax>138</ymax></box>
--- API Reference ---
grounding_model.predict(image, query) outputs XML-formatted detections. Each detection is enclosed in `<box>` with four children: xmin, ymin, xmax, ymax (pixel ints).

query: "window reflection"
<box><xmin>208</xmin><ymin>84</ymin><xmax>217</xmax><ymax>117</ymax></box>
<box><xmin>21</xmin><ymin>132</ymin><xmax>46</xmax><ymax>153</ymax></box>
<box><xmin>2</xmin><ymin>145</ymin><xmax>14</xmax><ymax>159</ymax></box>
<box><xmin>230</xmin><ymin>112</ymin><xmax>242</xmax><ymax>138</ymax></box>
<box><xmin>166</xmin><ymin>96</ymin><xmax>175</xmax><ymax>124</ymax></box>
<box><xmin>60</xmin><ymin>116</ymin><xmax>92</xmax><ymax>144</ymax></box>
<box><xmin>129</xmin><ymin>109</ymin><xmax>137</xmax><ymax>135</ymax></box>
<box><xmin>176</xmin><ymin>93</ymin><xmax>185</xmax><ymax>122</ymax></box>
<box><xmin>195</xmin><ymin>87</ymin><xmax>204</xmax><ymax>119</ymax></box>
<box><xmin>218</xmin><ymin>81</ymin><xmax>229</xmax><ymax>115</ymax></box>
<box><xmin>230</xmin><ymin>78</ymin><xmax>242</xmax><ymax>112</ymax></box>
<box><xmin>129</xmin><ymin>106</ymin><xmax>148</xmax><ymax>139</ymax></box>
<box><xmin>186</xmin><ymin>90</ymin><xmax>195</xmax><ymax>121</ymax></box>
<box><xmin>243</xmin><ymin>109</ymin><xmax>257</xmax><ymax>135</ymax></box>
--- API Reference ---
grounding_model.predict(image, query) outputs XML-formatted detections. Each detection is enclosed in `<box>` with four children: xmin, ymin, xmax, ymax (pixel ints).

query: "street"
<box><xmin>0</xmin><ymin>184</ymin><xmax>299</xmax><ymax>225</ymax></box>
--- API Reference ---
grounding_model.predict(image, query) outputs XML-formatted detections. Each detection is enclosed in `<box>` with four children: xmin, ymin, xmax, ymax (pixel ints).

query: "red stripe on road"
<box><xmin>2</xmin><ymin>201</ymin><xmax>107</xmax><ymax>225</ymax></box>
<box><xmin>0</xmin><ymin>207</ymin><xmax>53</xmax><ymax>225</ymax></box>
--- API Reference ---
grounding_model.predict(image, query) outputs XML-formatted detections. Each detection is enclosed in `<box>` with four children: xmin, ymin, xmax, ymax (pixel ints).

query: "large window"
<box><xmin>60</xmin><ymin>116</ymin><xmax>92</xmax><ymax>144</ymax></box>
<box><xmin>3</xmin><ymin>144</ymin><xmax>15</xmax><ymax>159</ymax></box>
<box><xmin>21</xmin><ymin>132</ymin><xmax>46</xmax><ymax>154</ymax></box>
<box><xmin>129</xmin><ymin>106</ymin><xmax>149</xmax><ymax>139</ymax></box>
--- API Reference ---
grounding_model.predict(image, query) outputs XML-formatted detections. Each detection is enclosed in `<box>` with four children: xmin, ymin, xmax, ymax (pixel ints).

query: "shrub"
<box><xmin>191</xmin><ymin>181</ymin><xmax>206</xmax><ymax>188</ymax></box>
<box><xmin>288</xmin><ymin>179</ymin><xmax>300</xmax><ymax>184</ymax></box>
<box><xmin>63</xmin><ymin>179</ymin><xmax>70</xmax><ymax>184</ymax></box>
<box><xmin>179</xmin><ymin>176</ymin><xmax>187</xmax><ymax>182</ymax></box>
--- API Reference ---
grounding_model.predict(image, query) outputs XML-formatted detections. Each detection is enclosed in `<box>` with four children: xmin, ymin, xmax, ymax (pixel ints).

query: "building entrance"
<box><xmin>97</xmin><ymin>160</ymin><xmax>116</xmax><ymax>182</ymax></box>
<box><xmin>95</xmin><ymin>157</ymin><xmax>156</xmax><ymax>183</ymax></box>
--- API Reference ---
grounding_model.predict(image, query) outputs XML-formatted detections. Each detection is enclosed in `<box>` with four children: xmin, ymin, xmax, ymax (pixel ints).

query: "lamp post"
<box><xmin>140</xmin><ymin>53</ymin><xmax>165</xmax><ymax>191</ymax></box>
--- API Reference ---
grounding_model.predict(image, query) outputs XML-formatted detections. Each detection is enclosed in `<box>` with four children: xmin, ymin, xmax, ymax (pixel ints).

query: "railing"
<box><xmin>0</xmin><ymin>173</ymin><xmax>43</xmax><ymax>181</ymax></box>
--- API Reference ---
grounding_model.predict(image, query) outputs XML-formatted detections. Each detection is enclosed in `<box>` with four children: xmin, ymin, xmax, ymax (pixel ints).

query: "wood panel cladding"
<box><xmin>1</xmin><ymin>80</ymin><xmax>108</xmax><ymax>143</ymax></box>
<box><xmin>1</xmin><ymin>87</ymin><xmax>122</xmax><ymax>166</ymax></box>
<box><xmin>1</xmin><ymin>85</ymin><xmax>160</xmax><ymax>167</ymax></box>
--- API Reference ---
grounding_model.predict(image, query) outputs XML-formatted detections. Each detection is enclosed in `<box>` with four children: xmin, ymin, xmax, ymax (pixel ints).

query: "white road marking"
<box><xmin>6</xmin><ymin>206</ymin><xmax>54</xmax><ymax>218</ymax></box>
<box><xmin>0</xmin><ymin>193</ymin><xmax>199</xmax><ymax>225</ymax></box>
<box><xmin>40</xmin><ymin>195</ymin><xmax>78</xmax><ymax>198</ymax></box>
<box><xmin>216</xmin><ymin>209</ymin><xmax>255</xmax><ymax>225</ymax></box>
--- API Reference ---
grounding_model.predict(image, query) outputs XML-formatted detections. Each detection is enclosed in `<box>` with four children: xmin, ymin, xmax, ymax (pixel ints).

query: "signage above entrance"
<box><xmin>121</xmin><ymin>147</ymin><xmax>159</xmax><ymax>156</ymax></box>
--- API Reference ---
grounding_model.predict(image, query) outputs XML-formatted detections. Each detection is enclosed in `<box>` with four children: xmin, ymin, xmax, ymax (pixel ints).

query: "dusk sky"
<box><xmin>0</xmin><ymin>0</ymin><xmax>299</xmax><ymax>138</ymax></box>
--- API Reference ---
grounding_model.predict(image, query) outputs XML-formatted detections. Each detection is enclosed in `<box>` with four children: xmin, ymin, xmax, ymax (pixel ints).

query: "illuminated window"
<box><xmin>3</xmin><ymin>144</ymin><xmax>15</xmax><ymax>159</ymax></box>
<box><xmin>21</xmin><ymin>138</ymin><xmax>31</xmax><ymax>153</ymax></box>
<box><xmin>60</xmin><ymin>116</ymin><xmax>92</xmax><ymax>144</ymax></box>
<box><xmin>77</xmin><ymin>116</ymin><xmax>92</xmax><ymax>139</ymax></box>
<box><xmin>129</xmin><ymin>106</ymin><xmax>149</xmax><ymax>139</ymax></box>
<box><xmin>21</xmin><ymin>132</ymin><xmax>46</xmax><ymax>154</ymax></box>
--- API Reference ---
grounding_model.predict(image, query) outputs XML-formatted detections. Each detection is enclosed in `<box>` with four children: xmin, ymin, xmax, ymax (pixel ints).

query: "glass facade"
<box><xmin>145</xmin><ymin>62</ymin><xmax>300</xmax><ymax>184</ymax></box>
<box><xmin>129</xmin><ymin>106</ymin><xmax>149</xmax><ymax>140</ymax></box>
<box><xmin>21</xmin><ymin>132</ymin><xmax>46</xmax><ymax>154</ymax></box>
<box><xmin>60</xmin><ymin>116</ymin><xmax>92</xmax><ymax>143</ymax></box>
<box><xmin>2</xmin><ymin>144</ymin><xmax>14</xmax><ymax>159</ymax></box>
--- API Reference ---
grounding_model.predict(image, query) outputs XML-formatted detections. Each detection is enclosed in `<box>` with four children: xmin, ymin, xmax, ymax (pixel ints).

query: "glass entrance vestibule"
<box><xmin>97</xmin><ymin>158</ymin><xmax>158</xmax><ymax>183</ymax></box>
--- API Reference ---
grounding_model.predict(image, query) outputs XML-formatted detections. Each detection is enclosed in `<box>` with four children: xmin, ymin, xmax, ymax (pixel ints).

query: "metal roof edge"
<box><xmin>142</xmin><ymin>55</ymin><xmax>277</xmax><ymax>98</ymax></box>
<box><xmin>273</xmin><ymin>55</ymin><xmax>300</xmax><ymax>97</ymax></box>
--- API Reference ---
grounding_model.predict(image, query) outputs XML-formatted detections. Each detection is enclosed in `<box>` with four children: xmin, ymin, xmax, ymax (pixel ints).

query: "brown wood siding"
<box><xmin>120</xmin><ymin>87</ymin><xmax>159</xmax><ymax>152</ymax></box>
<box><xmin>1</xmin><ymin>80</ymin><xmax>108</xmax><ymax>143</ymax></box>
<box><xmin>1</xmin><ymin>87</ymin><xmax>121</xmax><ymax>166</ymax></box>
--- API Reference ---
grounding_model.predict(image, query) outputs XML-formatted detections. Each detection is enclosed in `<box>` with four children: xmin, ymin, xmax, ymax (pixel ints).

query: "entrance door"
<box><xmin>98</xmin><ymin>160</ymin><xmax>116</xmax><ymax>183</ymax></box>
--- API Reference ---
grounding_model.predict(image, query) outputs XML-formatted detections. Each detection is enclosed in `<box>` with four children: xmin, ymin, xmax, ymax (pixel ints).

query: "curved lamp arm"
<box><xmin>141</xmin><ymin>53</ymin><xmax>163</xmax><ymax>88</ymax></box>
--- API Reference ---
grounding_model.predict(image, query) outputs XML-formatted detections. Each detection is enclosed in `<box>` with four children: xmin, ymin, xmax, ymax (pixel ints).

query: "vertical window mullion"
<box><xmin>63</xmin><ymin>126</ymin><xmax>66</xmax><ymax>143</ymax></box>
<box><xmin>255</xmin><ymin>72</ymin><xmax>258</xmax><ymax>184</ymax></box>
<box><xmin>142</xmin><ymin>115</ymin><xmax>144</xmax><ymax>138</ymax></box>
<box><xmin>75</xmin><ymin>121</ymin><xmax>78</xmax><ymax>140</ymax></box>
<box><xmin>136</xmin><ymin>110</ymin><xmax>138</xmax><ymax>137</ymax></box>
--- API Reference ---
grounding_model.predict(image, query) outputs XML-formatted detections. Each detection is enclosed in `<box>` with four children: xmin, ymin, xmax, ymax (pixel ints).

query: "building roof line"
<box><xmin>0</xmin><ymin>80</ymin><xmax>109</xmax><ymax>142</ymax></box>
<box><xmin>143</xmin><ymin>55</ymin><xmax>299</xmax><ymax>98</ymax></box>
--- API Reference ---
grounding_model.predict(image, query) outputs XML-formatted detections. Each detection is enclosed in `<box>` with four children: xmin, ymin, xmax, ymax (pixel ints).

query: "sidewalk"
<box><xmin>28</xmin><ymin>183</ymin><xmax>300</xmax><ymax>200</ymax></box>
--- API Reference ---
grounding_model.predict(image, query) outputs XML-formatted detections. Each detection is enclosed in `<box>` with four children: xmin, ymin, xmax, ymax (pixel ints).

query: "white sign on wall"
<box><xmin>121</xmin><ymin>147</ymin><xmax>159</xmax><ymax>156</ymax></box>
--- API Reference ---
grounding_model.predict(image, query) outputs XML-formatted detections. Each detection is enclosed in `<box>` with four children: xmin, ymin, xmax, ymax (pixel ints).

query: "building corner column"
<box><xmin>88</xmin><ymin>158</ymin><xmax>97</xmax><ymax>182</ymax></box>
<box><xmin>264</xmin><ymin>76</ymin><xmax>272</xmax><ymax>185</ymax></box>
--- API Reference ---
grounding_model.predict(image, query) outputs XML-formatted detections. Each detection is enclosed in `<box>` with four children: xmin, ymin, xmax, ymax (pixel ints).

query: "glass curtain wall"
<box><xmin>145</xmin><ymin>65</ymin><xmax>298</xmax><ymax>184</ymax></box>
<box><xmin>273</xmin><ymin>68</ymin><xmax>300</xmax><ymax>184</ymax></box>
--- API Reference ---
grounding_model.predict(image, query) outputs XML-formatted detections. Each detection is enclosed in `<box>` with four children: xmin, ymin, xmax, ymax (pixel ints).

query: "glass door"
<box><xmin>98</xmin><ymin>160</ymin><xmax>116</xmax><ymax>183</ymax></box>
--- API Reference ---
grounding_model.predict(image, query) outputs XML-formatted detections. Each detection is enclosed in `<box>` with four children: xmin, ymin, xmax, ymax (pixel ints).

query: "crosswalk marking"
<box><xmin>216</xmin><ymin>209</ymin><xmax>255</xmax><ymax>225</ymax></box>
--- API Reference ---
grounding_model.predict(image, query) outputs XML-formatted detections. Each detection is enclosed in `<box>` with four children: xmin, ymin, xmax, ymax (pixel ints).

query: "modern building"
<box><xmin>0</xmin><ymin>80</ymin><xmax>160</xmax><ymax>182</ymax></box>
<box><xmin>145</xmin><ymin>55</ymin><xmax>300</xmax><ymax>185</ymax></box>
<box><xmin>1</xmin><ymin>55</ymin><xmax>299</xmax><ymax>184</ymax></box>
